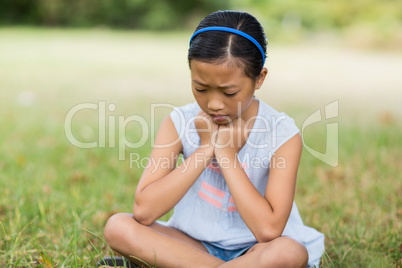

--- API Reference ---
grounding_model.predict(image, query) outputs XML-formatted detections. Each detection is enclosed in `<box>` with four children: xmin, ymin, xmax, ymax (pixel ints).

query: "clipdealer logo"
<box><xmin>64</xmin><ymin>101</ymin><xmax>339</xmax><ymax>166</ymax></box>
<box><xmin>301</xmin><ymin>100</ymin><xmax>339</xmax><ymax>167</ymax></box>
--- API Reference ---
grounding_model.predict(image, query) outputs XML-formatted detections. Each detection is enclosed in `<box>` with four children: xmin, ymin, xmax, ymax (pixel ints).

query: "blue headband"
<box><xmin>189</xmin><ymin>26</ymin><xmax>266</xmax><ymax>67</ymax></box>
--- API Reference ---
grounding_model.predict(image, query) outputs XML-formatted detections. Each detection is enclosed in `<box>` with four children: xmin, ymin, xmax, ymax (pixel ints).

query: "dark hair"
<box><xmin>188</xmin><ymin>10</ymin><xmax>267</xmax><ymax>80</ymax></box>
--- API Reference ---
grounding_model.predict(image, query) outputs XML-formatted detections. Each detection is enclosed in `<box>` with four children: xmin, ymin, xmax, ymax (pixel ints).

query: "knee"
<box><xmin>275</xmin><ymin>237</ymin><xmax>308</xmax><ymax>268</ymax></box>
<box><xmin>104</xmin><ymin>213</ymin><xmax>135</xmax><ymax>248</ymax></box>
<box><xmin>262</xmin><ymin>237</ymin><xmax>309</xmax><ymax>268</ymax></box>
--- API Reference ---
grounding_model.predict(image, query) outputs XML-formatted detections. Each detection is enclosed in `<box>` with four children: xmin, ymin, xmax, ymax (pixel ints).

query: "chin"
<box><xmin>214</xmin><ymin>120</ymin><xmax>229</xmax><ymax>125</ymax></box>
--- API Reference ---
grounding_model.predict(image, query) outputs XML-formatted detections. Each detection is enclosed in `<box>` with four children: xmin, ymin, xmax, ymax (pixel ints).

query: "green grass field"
<box><xmin>0</xmin><ymin>28</ymin><xmax>401</xmax><ymax>267</ymax></box>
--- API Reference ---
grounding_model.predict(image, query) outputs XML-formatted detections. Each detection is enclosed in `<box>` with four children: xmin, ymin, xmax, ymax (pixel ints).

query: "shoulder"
<box><xmin>152</xmin><ymin>114</ymin><xmax>183</xmax><ymax>153</ymax></box>
<box><xmin>169</xmin><ymin>102</ymin><xmax>201</xmax><ymax>131</ymax></box>
<box><xmin>168</xmin><ymin>102</ymin><xmax>202</xmax><ymax>156</ymax></box>
<box><xmin>252</xmin><ymin>99</ymin><xmax>299</xmax><ymax>152</ymax></box>
<box><xmin>257</xmin><ymin>99</ymin><xmax>299</xmax><ymax>133</ymax></box>
<box><xmin>170</xmin><ymin>102</ymin><xmax>200</xmax><ymax>122</ymax></box>
<box><xmin>171</xmin><ymin>102</ymin><xmax>200</xmax><ymax>117</ymax></box>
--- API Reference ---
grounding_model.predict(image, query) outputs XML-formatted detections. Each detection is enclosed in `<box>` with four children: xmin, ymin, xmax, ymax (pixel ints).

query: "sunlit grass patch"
<box><xmin>298</xmin><ymin>122</ymin><xmax>402</xmax><ymax>267</ymax></box>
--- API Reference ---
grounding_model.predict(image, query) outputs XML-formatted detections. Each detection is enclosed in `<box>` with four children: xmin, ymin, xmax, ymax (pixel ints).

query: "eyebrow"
<box><xmin>192</xmin><ymin>80</ymin><xmax>237</xmax><ymax>90</ymax></box>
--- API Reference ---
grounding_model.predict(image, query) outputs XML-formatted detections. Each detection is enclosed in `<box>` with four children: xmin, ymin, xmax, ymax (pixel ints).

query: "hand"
<box><xmin>214</xmin><ymin>117</ymin><xmax>248</xmax><ymax>158</ymax></box>
<box><xmin>194</xmin><ymin>111</ymin><xmax>218</xmax><ymax>157</ymax></box>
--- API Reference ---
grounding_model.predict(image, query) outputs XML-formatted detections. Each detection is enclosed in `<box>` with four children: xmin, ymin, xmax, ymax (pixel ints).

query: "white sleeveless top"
<box><xmin>162</xmin><ymin>99</ymin><xmax>325</xmax><ymax>266</ymax></box>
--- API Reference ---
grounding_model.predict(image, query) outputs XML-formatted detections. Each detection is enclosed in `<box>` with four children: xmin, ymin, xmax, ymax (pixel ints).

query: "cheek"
<box><xmin>193</xmin><ymin>93</ymin><xmax>208</xmax><ymax>109</ymax></box>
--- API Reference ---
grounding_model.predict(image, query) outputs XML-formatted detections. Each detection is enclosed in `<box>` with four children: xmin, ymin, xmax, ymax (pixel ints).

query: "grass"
<box><xmin>0</xmin><ymin>27</ymin><xmax>401</xmax><ymax>267</ymax></box>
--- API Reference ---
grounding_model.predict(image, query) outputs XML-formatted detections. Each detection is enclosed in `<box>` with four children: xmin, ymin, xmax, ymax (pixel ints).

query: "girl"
<box><xmin>103</xmin><ymin>10</ymin><xmax>325</xmax><ymax>268</ymax></box>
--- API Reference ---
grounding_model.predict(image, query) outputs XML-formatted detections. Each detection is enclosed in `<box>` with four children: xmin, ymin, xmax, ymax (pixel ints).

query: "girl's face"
<box><xmin>190</xmin><ymin>60</ymin><xmax>267</xmax><ymax>124</ymax></box>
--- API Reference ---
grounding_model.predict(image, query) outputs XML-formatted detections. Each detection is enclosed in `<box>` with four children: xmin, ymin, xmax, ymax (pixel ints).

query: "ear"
<box><xmin>255</xmin><ymin>67</ymin><xmax>268</xmax><ymax>90</ymax></box>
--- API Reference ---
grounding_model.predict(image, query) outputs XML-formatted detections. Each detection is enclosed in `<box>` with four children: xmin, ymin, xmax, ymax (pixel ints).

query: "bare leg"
<box><xmin>218</xmin><ymin>237</ymin><xmax>308</xmax><ymax>268</ymax></box>
<box><xmin>104</xmin><ymin>213</ymin><xmax>224</xmax><ymax>268</ymax></box>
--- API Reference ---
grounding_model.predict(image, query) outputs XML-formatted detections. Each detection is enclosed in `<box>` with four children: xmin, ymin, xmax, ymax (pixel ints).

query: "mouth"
<box><xmin>211</xmin><ymin>114</ymin><xmax>229</xmax><ymax>123</ymax></box>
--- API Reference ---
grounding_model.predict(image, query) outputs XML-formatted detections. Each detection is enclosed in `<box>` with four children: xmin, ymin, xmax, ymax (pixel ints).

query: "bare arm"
<box><xmin>216</xmin><ymin>130</ymin><xmax>302</xmax><ymax>242</ymax></box>
<box><xmin>133</xmin><ymin>113</ymin><xmax>216</xmax><ymax>225</ymax></box>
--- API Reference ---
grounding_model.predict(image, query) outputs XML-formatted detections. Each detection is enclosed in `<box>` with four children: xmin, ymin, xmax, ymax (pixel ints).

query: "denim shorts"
<box><xmin>201</xmin><ymin>241</ymin><xmax>255</xmax><ymax>262</ymax></box>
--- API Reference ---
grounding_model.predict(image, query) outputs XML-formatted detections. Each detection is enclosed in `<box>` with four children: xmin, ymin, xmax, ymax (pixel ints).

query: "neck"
<box><xmin>240</xmin><ymin>97</ymin><xmax>259</xmax><ymax>126</ymax></box>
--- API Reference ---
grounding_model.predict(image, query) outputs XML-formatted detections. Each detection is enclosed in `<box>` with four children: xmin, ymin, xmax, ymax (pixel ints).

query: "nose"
<box><xmin>207</xmin><ymin>92</ymin><xmax>224</xmax><ymax>111</ymax></box>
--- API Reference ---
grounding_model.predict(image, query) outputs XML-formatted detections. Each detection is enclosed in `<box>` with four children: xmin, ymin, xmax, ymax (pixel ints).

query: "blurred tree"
<box><xmin>0</xmin><ymin>0</ymin><xmax>39</xmax><ymax>24</ymax></box>
<box><xmin>0</xmin><ymin>0</ymin><xmax>231</xmax><ymax>29</ymax></box>
<box><xmin>0</xmin><ymin>0</ymin><xmax>401</xmax><ymax>32</ymax></box>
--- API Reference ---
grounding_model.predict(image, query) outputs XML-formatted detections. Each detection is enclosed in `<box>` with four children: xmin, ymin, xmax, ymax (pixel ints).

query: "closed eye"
<box><xmin>224</xmin><ymin>91</ymin><xmax>239</xmax><ymax>97</ymax></box>
<box><xmin>195</xmin><ymin>88</ymin><xmax>207</xmax><ymax>93</ymax></box>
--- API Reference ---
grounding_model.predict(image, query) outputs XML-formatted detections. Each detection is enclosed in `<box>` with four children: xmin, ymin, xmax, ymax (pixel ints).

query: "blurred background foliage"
<box><xmin>1</xmin><ymin>0</ymin><xmax>401</xmax><ymax>31</ymax></box>
<box><xmin>1</xmin><ymin>0</ymin><xmax>401</xmax><ymax>49</ymax></box>
<box><xmin>0</xmin><ymin>0</ymin><xmax>230</xmax><ymax>30</ymax></box>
